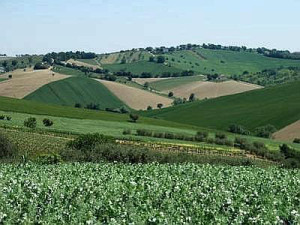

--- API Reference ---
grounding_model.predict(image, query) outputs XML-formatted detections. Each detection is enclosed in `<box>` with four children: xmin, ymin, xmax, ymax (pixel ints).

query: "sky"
<box><xmin>0</xmin><ymin>0</ymin><xmax>299</xmax><ymax>56</ymax></box>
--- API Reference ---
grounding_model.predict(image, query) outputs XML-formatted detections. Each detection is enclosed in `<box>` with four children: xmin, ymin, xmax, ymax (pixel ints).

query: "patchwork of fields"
<box><xmin>0</xmin><ymin>68</ymin><xmax>69</xmax><ymax>98</ymax></box>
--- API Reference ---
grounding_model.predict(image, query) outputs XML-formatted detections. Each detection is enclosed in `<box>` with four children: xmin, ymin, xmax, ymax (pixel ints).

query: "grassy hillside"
<box><xmin>76</xmin><ymin>58</ymin><xmax>99</xmax><ymax>66</ymax></box>
<box><xmin>141</xmin><ymin>81</ymin><xmax>300</xmax><ymax>131</ymax></box>
<box><xmin>164</xmin><ymin>49</ymin><xmax>300</xmax><ymax>75</ymax></box>
<box><xmin>100</xmin><ymin>48</ymin><xmax>300</xmax><ymax>77</ymax></box>
<box><xmin>102</xmin><ymin>61</ymin><xmax>183</xmax><ymax>76</ymax></box>
<box><xmin>52</xmin><ymin>65</ymin><xmax>89</xmax><ymax>77</ymax></box>
<box><xmin>24</xmin><ymin>77</ymin><xmax>126</xmax><ymax>109</ymax></box>
<box><xmin>149</xmin><ymin>75</ymin><xmax>204</xmax><ymax>90</ymax></box>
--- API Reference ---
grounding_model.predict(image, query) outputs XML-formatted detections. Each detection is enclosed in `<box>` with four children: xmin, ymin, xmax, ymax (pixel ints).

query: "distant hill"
<box><xmin>141</xmin><ymin>81</ymin><xmax>300</xmax><ymax>132</ymax></box>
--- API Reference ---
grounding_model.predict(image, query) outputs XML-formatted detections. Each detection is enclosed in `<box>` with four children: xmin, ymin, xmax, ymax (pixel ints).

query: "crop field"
<box><xmin>25</xmin><ymin>77</ymin><xmax>126</xmax><ymax>110</ymax></box>
<box><xmin>142</xmin><ymin>81</ymin><xmax>300</xmax><ymax>132</ymax></box>
<box><xmin>273</xmin><ymin>120</ymin><xmax>300</xmax><ymax>141</ymax></box>
<box><xmin>165</xmin><ymin>80</ymin><xmax>262</xmax><ymax>99</ymax></box>
<box><xmin>164</xmin><ymin>49</ymin><xmax>300</xmax><ymax>75</ymax></box>
<box><xmin>76</xmin><ymin>58</ymin><xmax>100</xmax><ymax>66</ymax></box>
<box><xmin>148</xmin><ymin>75</ymin><xmax>205</xmax><ymax>90</ymax></box>
<box><xmin>0</xmin><ymin>163</ymin><xmax>299</xmax><ymax>224</ymax></box>
<box><xmin>132</xmin><ymin>77</ymin><xmax>170</xmax><ymax>86</ymax></box>
<box><xmin>0</xmin><ymin>68</ymin><xmax>69</xmax><ymax>98</ymax></box>
<box><xmin>98</xmin><ymin>50</ymin><xmax>152</xmax><ymax>64</ymax></box>
<box><xmin>96</xmin><ymin>79</ymin><xmax>173</xmax><ymax>110</ymax></box>
<box><xmin>52</xmin><ymin>65</ymin><xmax>95</xmax><ymax>77</ymax></box>
<box><xmin>102</xmin><ymin>61</ymin><xmax>183</xmax><ymax>76</ymax></box>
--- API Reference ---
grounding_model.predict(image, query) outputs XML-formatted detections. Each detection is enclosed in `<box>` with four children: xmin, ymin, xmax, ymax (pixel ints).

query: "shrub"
<box><xmin>122</xmin><ymin>129</ymin><xmax>131</xmax><ymax>135</ymax></box>
<box><xmin>153</xmin><ymin>132</ymin><xmax>165</xmax><ymax>139</ymax></box>
<box><xmin>207</xmin><ymin>138</ymin><xmax>215</xmax><ymax>144</ymax></box>
<box><xmin>280</xmin><ymin>144</ymin><xmax>300</xmax><ymax>160</ymax></box>
<box><xmin>74</xmin><ymin>103</ymin><xmax>82</xmax><ymax>108</ymax></box>
<box><xmin>120</xmin><ymin>106</ymin><xmax>130</xmax><ymax>114</ymax></box>
<box><xmin>67</xmin><ymin>133</ymin><xmax>115</xmax><ymax>151</ymax></box>
<box><xmin>165</xmin><ymin>132</ymin><xmax>175</xmax><ymax>139</ymax></box>
<box><xmin>147</xmin><ymin>106</ymin><xmax>153</xmax><ymax>111</ymax></box>
<box><xmin>24</xmin><ymin>117</ymin><xmax>37</xmax><ymax>129</ymax></box>
<box><xmin>6</xmin><ymin>116</ymin><xmax>11</xmax><ymax>121</ymax></box>
<box><xmin>34</xmin><ymin>62</ymin><xmax>49</xmax><ymax>70</ymax></box>
<box><xmin>228</xmin><ymin>124</ymin><xmax>250</xmax><ymax>135</ymax></box>
<box><xmin>136</xmin><ymin>129</ymin><xmax>153</xmax><ymax>137</ymax></box>
<box><xmin>36</xmin><ymin>153</ymin><xmax>63</xmax><ymax>165</ymax></box>
<box><xmin>293</xmin><ymin>138</ymin><xmax>300</xmax><ymax>144</ymax></box>
<box><xmin>0</xmin><ymin>115</ymin><xmax>5</xmax><ymax>120</ymax></box>
<box><xmin>196</xmin><ymin>131</ymin><xmax>208</xmax><ymax>138</ymax></box>
<box><xmin>0</xmin><ymin>133</ymin><xmax>16</xmax><ymax>159</ymax></box>
<box><xmin>255</xmin><ymin>124</ymin><xmax>277</xmax><ymax>138</ymax></box>
<box><xmin>224</xmin><ymin>140</ymin><xmax>234</xmax><ymax>147</ymax></box>
<box><xmin>215</xmin><ymin>133</ymin><xmax>227</xmax><ymax>140</ymax></box>
<box><xmin>129</xmin><ymin>114</ymin><xmax>139</xmax><ymax>123</ymax></box>
<box><xmin>234</xmin><ymin>137</ymin><xmax>250</xmax><ymax>150</ymax></box>
<box><xmin>43</xmin><ymin>118</ymin><xmax>54</xmax><ymax>127</ymax></box>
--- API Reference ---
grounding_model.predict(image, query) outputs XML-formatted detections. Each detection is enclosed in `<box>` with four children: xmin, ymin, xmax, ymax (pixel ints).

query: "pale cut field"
<box><xmin>133</xmin><ymin>77</ymin><xmax>170</xmax><ymax>85</ymax></box>
<box><xmin>95</xmin><ymin>79</ymin><xmax>173</xmax><ymax>110</ymax></box>
<box><xmin>67</xmin><ymin>59</ymin><xmax>101</xmax><ymax>70</ymax></box>
<box><xmin>273</xmin><ymin>120</ymin><xmax>300</xmax><ymax>141</ymax></box>
<box><xmin>99</xmin><ymin>53</ymin><xmax>119</xmax><ymax>64</ymax></box>
<box><xmin>164</xmin><ymin>80</ymin><xmax>262</xmax><ymax>99</ymax></box>
<box><xmin>0</xmin><ymin>68</ymin><xmax>69</xmax><ymax>99</ymax></box>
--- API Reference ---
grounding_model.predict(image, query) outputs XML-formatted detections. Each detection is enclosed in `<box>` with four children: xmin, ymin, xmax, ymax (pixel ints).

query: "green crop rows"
<box><xmin>0</xmin><ymin>163</ymin><xmax>299</xmax><ymax>224</ymax></box>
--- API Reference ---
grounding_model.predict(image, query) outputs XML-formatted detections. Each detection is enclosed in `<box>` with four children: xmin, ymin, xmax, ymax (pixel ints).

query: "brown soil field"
<box><xmin>95</xmin><ymin>79</ymin><xmax>173</xmax><ymax>110</ymax></box>
<box><xmin>0</xmin><ymin>68</ymin><xmax>69</xmax><ymax>98</ymax></box>
<box><xmin>164</xmin><ymin>80</ymin><xmax>262</xmax><ymax>99</ymax></box>
<box><xmin>273</xmin><ymin>120</ymin><xmax>300</xmax><ymax>141</ymax></box>
<box><xmin>67</xmin><ymin>59</ymin><xmax>101</xmax><ymax>70</ymax></box>
<box><xmin>133</xmin><ymin>77</ymin><xmax>170</xmax><ymax>85</ymax></box>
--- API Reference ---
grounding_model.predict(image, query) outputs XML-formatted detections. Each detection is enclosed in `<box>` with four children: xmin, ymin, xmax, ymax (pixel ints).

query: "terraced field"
<box><xmin>0</xmin><ymin>68</ymin><xmax>69</xmax><ymax>98</ymax></box>
<box><xmin>96</xmin><ymin>79</ymin><xmax>173</xmax><ymax>110</ymax></box>
<box><xmin>25</xmin><ymin>77</ymin><xmax>126</xmax><ymax>109</ymax></box>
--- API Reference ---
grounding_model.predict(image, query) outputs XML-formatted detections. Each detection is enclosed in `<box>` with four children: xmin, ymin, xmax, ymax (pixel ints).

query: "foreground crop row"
<box><xmin>0</xmin><ymin>163</ymin><xmax>299</xmax><ymax>224</ymax></box>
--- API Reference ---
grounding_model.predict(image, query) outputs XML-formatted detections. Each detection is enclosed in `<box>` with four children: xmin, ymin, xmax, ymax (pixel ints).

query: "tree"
<box><xmin>12</xmin><ymin>60</ymin><xmax>18</xmax><ymax>67</ymax></box>
<box><xmin>189</xmin><ymin>93</ymin><xmax>196</xmax><ymax>102</ymax></box>
<box><xmin>149</xmin><ymin>56</ymin><xmax>155</xmax><ymax>62</ymax></box>
<box><xmin>121</xmin><ymin>57</ymin><xmax>127</xmax><ymax>64</ymax></box>
<box><xmin>74</xmin><ymin>103</ymin><xmax>82</xmax><ymax>108</ymax></box>
<box><xmin>24</xmin><ymin>117</ymin><xmax>37</xmax><ymax>129</ymax></box>
<box><xmin>43</xmin><ymin>118</ymin><xmax>54</xmax><ymax>127</ymax></box>
<box><xmin>28</xmin><ymin>57</ymin><xmax>33</xmax><ymax>64</ymax></box>
<box><xmin>156</xmin><ymin>56</ymin><xmax>165</xmax><ymax>64</ymax></box>
<box><xmin>2</xmin><ymin>61</ymin><xmax>8</xmax><ymax>68</ymax></box>
<box><xmin>129</xmin><ymin>114</ymin><xmax>139</xmax><ymax>123</ymax></box>
<box><xmin>144</xmin><ymin>82</ymin><xmax>149</xmax><ymax>88</ymax></box>
<box><xmin>157</xmin><ymin>103</ymin><xmax>163</xmax><ymax>109</ymax></box>
<box><xmin>147</xmin><ymin>106</ymin><xmax>152</xmax><ymax>111</ymax></box>
<box><xmin>168</xmin><ymin>92</ymin><xmax>174</xmax><ymax>97</ymax></box>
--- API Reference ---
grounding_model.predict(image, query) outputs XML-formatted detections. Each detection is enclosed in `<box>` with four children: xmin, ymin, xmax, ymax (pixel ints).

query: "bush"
<box><xmin>234</xmin><ymin>137</ymin><xmax>250</xmax><ymax>150</ymax></box>
<box><xmin>165</xmin><ymin>132</ymin><xmax>175</xmax><ymax>139</ymax></box>
<box><xmin>122</xmin><ymin>129</ymin><xmax>131</xmax><ymax>135</ymax></box>
<box><xmin>36</xmin><ymin>153</ymin><xmax>63</xmax><ymax>165</ymax></box>
<box><xmin>34</xmin><ymin>62</ymin><xmax>49</xmax><ymax>70</ymax></box>
<box><xmin>228</xmin><ymin>124</ymin><xmax>250</xmax><ymax>135</ymax></box>
<box><xmin>293</xmin><ymin>138</ymin><xmax>300</xmax><ymax>144</ymax></box>
<box><xmin>153</xmin><ymin>132</ymin><xmax>165</xmax><ymax>139</ymax></box>
<box><xmin>6</xmin><ymin>116</ymin><xmax>11</xmax><ymax>121</ymax></box>
<box><xmin>67</xmin><ymin>133</ymin><xmax>115</xmax><ymax>151</ymax></box>
<box><xmin>0</xmin><ymin>133</ymin><xmax>16</xmax><ymax>159</ymax></box>
<box><xmin>0</xmin><ymin>115</ymin><xmax>5</xmax><ymax>120</ymax></box>
<box><xmin>215</xmin><ymin>133</ymin><xmax>227</xmax><ymax>140</ymax></box>
<box><xmin>24</xmin><ymin>117</ymin><xmax>37</xmax><ymax>129</ymax></box>
<box><xmin>136</xmin><ymin>129</ymin><xmax>153</xmax><ymax>137</ymax></box>
<box><xmin>255</xmin><ymin>124</ymin><xmax>277</xmax><ymax>138</ymax></box>
<box><xmin>129</xmin><ymin>114</ymin><xmax>139</xmax><ymax>123</ymax></box>
<box><xmin>43</xmin><ymin>118</ymin><xmax>54</xmax><ymax>127</ymax></box>
<box><xmin>74</xmin><ymin>103</ymin><xmax>82</xmax><ymax>108</ymax></box>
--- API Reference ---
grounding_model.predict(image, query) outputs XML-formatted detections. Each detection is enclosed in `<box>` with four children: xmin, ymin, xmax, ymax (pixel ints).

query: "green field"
<box><xmin>98</xmin><ymin>50</ymin><xmax>152</xmax><ymax>64</ymax></box>
<box><xmin>0</xmin><ymin>78</ymin><xmax>7</xmax><ymax>82</ymax></box>
<box><xmin>142</xmin><ymin>81</ymin><xmax>300</xmax><ymax>132</ymax></box>
<box><xmin>24</xmin><ymin>77</ymin><xmax>126</xmax><ymax>109</ymax></box>
<box><xmin>164</xmin><ymin>49</ymin><xmax>300</xmax><ymax>75</ymax></box>
<box><xmin>149</xmin><ymin>75</ymin><xmax>205</xmax><ymax>91</ymax></box>
<box><xmin>102</xmin><ymin>61</ymin><xmax>183</xmax><ymax>76</ymax></box>
<box><xmin>52</xmin><ymin>65</ymin><xmax>94</xmax><ymax>77</ymax></box>
<box><xmin>76</xmin><ymin>58</ymin><xmax>99</xmax><ymax>66</ymax></box>
<box><xmin>1</xmin><ymin>163</ymin><xmax>299</xmax><ymax>224</ymax></box>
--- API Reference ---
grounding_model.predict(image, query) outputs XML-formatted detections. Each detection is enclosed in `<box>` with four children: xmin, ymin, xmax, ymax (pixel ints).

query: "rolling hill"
<box><xmin>25</xmin><ymin>77</ymin><xmax>126</xmax><ymax>110</ymax></box>
<box><xmin>141</xmin><ymin>81</ymin><xmax>300</xmax><ymax>132</ymax></box>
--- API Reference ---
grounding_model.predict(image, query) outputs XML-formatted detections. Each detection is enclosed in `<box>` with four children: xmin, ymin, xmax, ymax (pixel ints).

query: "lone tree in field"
<box><xmin>189</xmin><ymin>93</ymin><xmax>196</xmax><ymax>102</ymax></box>
<box><xmin>157</xmin><ymin>103</ymin><xmax>163</xmax><ymax>109</ymax></box>
<box><xmin>147</xmin><ymin>106</ymin><xmax>153</xmax><ymax>111</ymax></box>
<box><xmin>157</xmin><ymin>56</ymin><xmax>165</xmax><ymax>64</ymax></box>
<box><xmin>168</xmin><ymin>92</ymin><xmax>174</xmax><ymax>97</ymax></box>
<box><xmin>129</xmin><ymin>114</ymin><xmax>139</xmax><ymax>123</ymax></box>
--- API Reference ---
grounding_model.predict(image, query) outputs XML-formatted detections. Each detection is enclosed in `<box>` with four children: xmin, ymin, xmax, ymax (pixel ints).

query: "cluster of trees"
<box><xmin>202</xmin><ymin>44</ymin><xmax>248</xmax><ymax>52</ymax></box>
<box><xmin>34</xmin><ymin>62</ymin><xmax>49</xmax><ymax>70</ymax></box>
<box><xmin>0</xmin><ymin>54</ymin><xmax>7</xmax><ymax>57</ymax></box>
<box><xmin>228</xmin><ymin>124</ymin><xmax>277</xmax><ymax>138</ymax></box>
<box><xmin>43</xmin><ymin>51</ymin><xmax>97</xmax><ymax>64</ymax></box>
<box><xmin>74</xmin><ymin>103</ymin><xmax>130</xmax><ymax>114</ymax></box>
<box><xmin>172</xmin><ymin>93</ymin><xmax>196</xmax><ymax>106</ymax></box>
<box><xmin>257</xmin><ymin>48</ymin><xmax>300</xmax><ymax>60</ymax></box>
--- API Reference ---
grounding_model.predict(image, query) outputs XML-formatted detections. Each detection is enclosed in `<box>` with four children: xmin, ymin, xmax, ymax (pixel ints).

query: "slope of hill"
<box><xmin>95</xmin><ymin>79</ymin><xmax>173</xmax><ymax>110</ymax></box>
<box><xmin>141</xmin><ymin>81</ymin><xmax>300</xmax><ymax>131</ymax></box>
<box><xmin>273</xmin><ymin>120</ymin><xmax>300</xmax><ymax>141</ymax></box>
<box><xmin>98</xmin><ymin>51</ymin><xmax>152</xmax><ymax>64</ymax></box>
<box><xmin>25</xmin><ymin>77</ymin><xmax>126</xmax><ymax>110</ymax></box>
<box><xmin>0</xmin><ymin>68</ymin><xmax>69</xmax><ymax>98</ymax></box>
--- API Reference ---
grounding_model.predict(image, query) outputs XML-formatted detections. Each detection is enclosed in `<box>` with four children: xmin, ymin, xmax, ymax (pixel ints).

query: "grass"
<box><xmin>0</xmin><ymin>78</ymin><xmax>7</xmax><ymax>82</ymax></box>
<box><xmin>164</xmin><ymin>49</ymin><xmax>300</xmax><ymax>76</ymax></box>
<box><xmin>141</xmin><ymin>81</ymin><xmax>300</xmax><ymax>133</ymax></box>
<box><xmin>98</xmin><ymin>51</ymin><xmax>152</xmax><ymax>64</ymax></box>
<box><xmin>149</xmin><ymin>75</ymin><xmax>205</xmax><ymax>91</ymax></box>
<box><xmin>76</xmin><ymin>58</ymin><xmax>99</xmax><ymax>66</ymax></box>
<box><xmin>52</xmin><ymin>65</ymin><xmax>96</xmax><ymax>77</ymax></box>
<box><xmin>102</xmin><ymin>61</ymin><xmax>183</xmax><ymax>76</ymax></box>
<box><xmin>25</xmin><ymin>77</ymin><xmax>126</xmax><ymax>109</ymax></box>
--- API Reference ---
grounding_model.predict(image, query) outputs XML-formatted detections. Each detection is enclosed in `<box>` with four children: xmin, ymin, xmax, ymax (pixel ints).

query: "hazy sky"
<box><xmin>1</xmin><ymin>0</ymin><xmax>299</xmax><ymax>55</ymax></box>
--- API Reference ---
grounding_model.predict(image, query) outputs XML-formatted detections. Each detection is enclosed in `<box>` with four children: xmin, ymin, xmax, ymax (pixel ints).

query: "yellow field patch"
<box><xmin>0</xmin><ymin>68</ymin><xmax>69</xmax><ymax>99</ymax></box>
<box><xmin>273</xmin><ymin>120</ymin><xmax>300</xmax><ymax>141</ymax></box>
<box><xmin>95</xmin><ymin>79</ymin><xmax>173</xmax><ymax>110</ymax></box>
<box><xmin>164</xmin><ymin>80</ymin><xmax>262</xmax><ymax>99</ymax></box>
